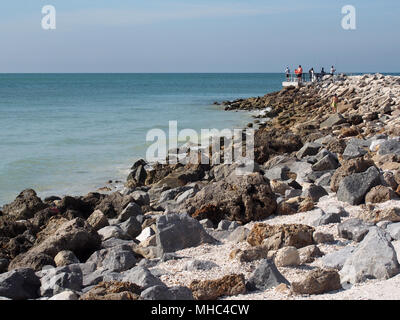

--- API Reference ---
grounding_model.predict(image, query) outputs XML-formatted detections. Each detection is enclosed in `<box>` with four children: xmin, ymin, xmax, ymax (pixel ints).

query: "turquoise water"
<box><xmin>0</xmin><ymin>73</ymin><xmax>283</xmax><ymax>206</ymax></box>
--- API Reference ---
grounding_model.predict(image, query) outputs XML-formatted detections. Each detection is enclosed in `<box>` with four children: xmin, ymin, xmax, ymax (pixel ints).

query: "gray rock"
<box><xmin>205</xmin><ymin>229</ymin><xmax>231</xmax><ymax>241</ymax></box>
<box><xmin>158</xmin><ymin>186</ymin><xmax>192</xmax><ymax>203</ymax></box>
<box><xmin>321</xmin><ymin>246</ymin><xmax>356</xmax><ymax>270</ymax></box>
<box><xmin>302</xmin><ymin>184</ymin><xmax>328</xmax><ymax>202</ymax></box>
<box><xmin>312</xmin><ymin>211</ymin><xmax>341</xmax><ymax>226</ymax></box>
<box><xmin>40</xmin><ymin>268</ymin><xmax>82</xmax><ymax>297</ymax></box>
<box><xmin>296</xmin><ymin>143</ymin><xmax>322</xmax><ymax>159</ymax></box>
<box><xmin>184</xmin><ymin>260</ymin><xmax>218</xmax><ymax>271</ymax></box>
<box><xmin>227</xmin><ymin>226</ymin><xmax>250</xmax><ymax>243</ymax></box>
<box><xmin>312</xmin><ymin>154</ymin><xmax>339</xmax><ymax>171</ymax></box>
<box><xmin>97</xmin><ymin>226</ymin><xmax>128</xmax><ymax>241</ymax></box>
<box><xmin>246</xmin><ymin>259</ymin><xmax>290</xmax><ymax>291</ymax></box>
<box><xmin>337</xmin><ymin>166</ymin><xmax>381</xmax><ymax>205</ymax></box>
<box><xmin>121</xmin><ymin>266</ymin><xmax>165</xmax><ymax>289</ymax></box>
<box><xmin>315</xmin><ymin>172</ymin><xmax>334</xmax><ymax>187</ymax></box>
<box><xmin>337</xmin><ymin>218</ymin><xmax>373</xmax><ymax>242</ymax></box>
<box><xmin>140</xmin><ymin>285</ymin><xmax>193</xmax><ymax>300</ymax></box>
<box><xmin>287</xmin><ymin>161</ymin><xmax>313</xmax><ymax>184</ymax></box>
<box><xmin>87</xmin><ymin>246</ymin><xmax>136</xmax><ymax>272</ymax></box>
<box><xmin>69</xmin><ymin>262</ymin><xmax>97</xmax><ymax>277</ymax></box>
<box><xmin>320</xmin><ymin>114</ymin><xmax>346</xmax><ymax>128</ymax></box>
<box><xmin>82</xmin><ymin>269</ymin><xmax>107</xmax><ymax>287</ymax></box>
<box><xmin>101</xmin><ymin>249</ymin><xmax>136</xmax><ymax>272</ymax></box>
<box><xmin>378</xmin><ymin>139</ymin><xmax>400</xmax><ymax>156</ymax></box>
<box><xmin>0</xmin><ymin>268</ymin><xmax>40</xmax><ymax>300</ymax></box>
<box><xmin>387</xmin><ymin>223</ymin><xmax>400</xmax><ymax>240</ymax></box>
<box><xmin>140</xmin><ymin>285</ymin><xmax>171</xmax><ymax>300</ymax></box>
<box><xmin>130</xmin><ymin>191</ymin><xmax>150</xmax><ymax>206</ymax></box>
<box><xmin>342</xmin><ymin>144</ymin><xmax>367</xmax><ymax>160</ymax></box>
<box><xmin>264</xmin><ymin>166</ymin><xmax>290</xmax><ymax>181</ymax></box>
<box><xmin>348</xmin><ymin>138</ymin><xmax>372</xmax><ymax>148</ymax></box>
<box><xmin>155</xmin><ymin>214</ymin><xmax>217</xmax><ymax>255</ymax></box>
<box><xmin>340</xmin><ymin>227</ymin><xmax>400</xmax><ymax>284</ymax></box>
<box><xmin>176</xmin><ymin>188</ymin><xmax>197</xmax><ymax>204</ymax></box>
<box><xmin>118</xmin><ymin>202</ymin><xmax>142</xmax><ymax>222</ymax></box>
<box><xmin>118</xmin><ymin>216</ymin><xmax>142</xmax><ymax>239</ymax></box>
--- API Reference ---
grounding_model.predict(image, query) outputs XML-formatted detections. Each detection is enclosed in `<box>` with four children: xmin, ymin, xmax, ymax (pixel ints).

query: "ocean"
<box><xmin>0</xmin><ymin>73</ymin><xmax>284</xmax><ymax>206</ymax></box>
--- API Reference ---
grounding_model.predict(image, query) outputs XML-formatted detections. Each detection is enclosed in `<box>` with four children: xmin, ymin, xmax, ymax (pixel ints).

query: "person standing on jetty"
<box><xmin>295</xmin><ymin>65</ymin><xmax>303</xmax><ymax>82</ymax></box>
<box><xmin>331</xmin><ymin>94</ymin><xmax>339</xmax><ymax>113</ymax></box>
<box><xmin>285</xmin><ymin>67</ymin><xmax>290</xmax><ymax>81</ymax></box>
<box><xmin>309</xmin><ymin>67</ymin><xmax>315</xmax><ymax>82</ymax></box>
<box><xmin>331</xmin><ymin>65</ymin><xmax>336</xmax><ymax>75</ymax></box>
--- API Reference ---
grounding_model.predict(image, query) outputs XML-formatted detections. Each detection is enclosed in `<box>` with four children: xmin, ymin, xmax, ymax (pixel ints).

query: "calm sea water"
<box><xmin>0</xmin><ymin>73</ymin><xmax>283</xmax><ymax>206</ymax></box>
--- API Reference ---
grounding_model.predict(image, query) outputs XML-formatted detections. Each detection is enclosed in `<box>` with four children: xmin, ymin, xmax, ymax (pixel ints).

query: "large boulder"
<box><xmin>320</xmin><ymin>246</ymin><xmax>356</xmax><ymax>270</ymax></box>
<box><xmin>2</xmin><ymin>189</ymin><xmax>48</xmax><ymax>220</ymax></box>
<box><xmin>187</xmin><ymin>172</ymin><xmax>277</xmax><ymax>224</ymax></box>
<box><xmin>246</xmin><ymin>259</ymin><xmax>289</xmax><ymax>291</ymax></box>
<box><xmin>342</xmin><ymin>144</ymin><xmax>367</xmax><ymax>160</ymax></box>
<box><xmin>292</xmin><ymin>268</ymin><xmax>341</xmax><ymax>295</ymax></box>
<box><xmin>330</xmin><ymin>158</ymin><xmax>375</xmax><ymax>192</ymax></box>
<box><xmin>87</xmin><ymin>246</ymin><xmax>137</xmax><ymax>272</ymax></box>
<box><xmin>340</xmin><ymin>227</ymin><xmax>400</xmax><ymax>285</ymax></box>
<box><xmin>247</xmin><ymin>223</ymin><xmax>314</xmax><ymax>249</ymax></box>
<box><xmin>155</xmin><ymin>214</ymin><xmax>217</xmax><ymax>255</ymax></box>
<box><xmin>189</xmin><ymin>274</ymin><xmax>246</xmax><ymax>300</ymax></box>
<box><xmin>39</xmin><ymin>266</ymin><xmax>83</xmax><ymax>297</ymax></box>
<box><xmin>8</xmin><ymin>218</ymin><xmax>101</xmax><ymax>271</ymax></box>
<box><xmin>378</xmin><ymin>139</ymin><xmax>400</xmax><ymax>156</ymax></box>
<box><xmin>0</xmin><ymin>268</ymin><xmax>40</xmax><ymax>300</ymax></box>
<box><xmin>337</xmin><ymin>167</ymin><xmax>381</xmax><ymax>205</ymax></box>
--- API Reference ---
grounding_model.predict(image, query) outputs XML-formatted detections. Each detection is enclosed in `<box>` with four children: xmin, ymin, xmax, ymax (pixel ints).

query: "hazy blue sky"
<box><xmin>0</xmin><ymin>0</ymin><xmax>399</xmax><ymax>73</ymax></box>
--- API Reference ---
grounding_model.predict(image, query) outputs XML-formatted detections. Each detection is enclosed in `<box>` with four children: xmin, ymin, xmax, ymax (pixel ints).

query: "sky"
<box><xmin>0</xmin><ymin>0</ymin><xmax>399</xmax><ymax>73</ymax></box>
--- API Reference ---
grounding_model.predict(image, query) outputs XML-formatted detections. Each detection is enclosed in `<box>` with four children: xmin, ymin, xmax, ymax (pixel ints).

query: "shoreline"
<box><xmin>1</xmin><ymin>73</ymin><xmax>400</xmax><ymax>300</ymax></box>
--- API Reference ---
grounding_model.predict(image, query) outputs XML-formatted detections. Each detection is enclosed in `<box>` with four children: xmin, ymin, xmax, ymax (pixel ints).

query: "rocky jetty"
<box><xmin>1</xmin><ymin>74</ymin><xmax>400</xmax><ymax>300</ymax></box>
